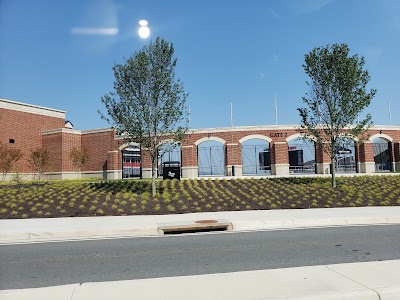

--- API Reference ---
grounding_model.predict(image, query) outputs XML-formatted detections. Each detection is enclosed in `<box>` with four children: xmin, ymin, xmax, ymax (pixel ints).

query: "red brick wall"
<box><xmin>3</xmin><ymin>101</ymin><xmax>400</xmax><ymax>176</ymax></box>
<box><xmin>182</xmin><ymin>129</ymin><xmax>299</xmax><ymax>148</ymax></box>
<box><xmin>62</xmin><ymin>133</ymin><xmax>81</xmax><ymax>172</ymax></box>
<box><xmin>315</xmin><ymin>144</ymin><xmax>331</xmax><ymax>163</ymax></box>
<box><xmin>226</xmin><ymin>144</ymin><xmax>241</xmax><ymax>165</ymax></box>
<box><xmin>140</xmin><ymin>150</ymin><xmax>151</xmax><ymax>168</ymax></box>
<box><xmin>107</xmin><ymin>151</ymin><xmax>119</xmax><ymax>171</ymax></box>
<box><xmin>394</xmin><ymin>142</ymin><xmax>400</xmax><ymax>163</ymax></box>
<box><xmin>181</xmin><ymin>146</ymin><xmax>196</xmax><ymax>168</ymax></box>
<box><xmin>359</xmin><ymin>142</ymin><xmax>375</xmax><ymax>163</ymax></box>
<box><xmin>179</xmin><ymin>129</ymin><xmax>400</xmax><ymax>168</ymax></box>
<box><xmin>104</xmin><ymin>129</ymin><xmax>400</xmax><ymax>169</ymax></box>
<box><xmin>272</xmin><ymin>142</ymin><xmax>289</xmax><ymax>164</ymax></box>
<box><xmin>81</xmin><ymin>130</ymin><xmax>115</xmax><ymax>172</ymax></box>
<box><xmin>0</xmin><ymin>108</ymin><xmax>64</xmax><ymax>172</ymax></box>
<box><xmin>42</xmin><ymin>133</ymin><xmax>63</xmax><ymax>172</ymax></box>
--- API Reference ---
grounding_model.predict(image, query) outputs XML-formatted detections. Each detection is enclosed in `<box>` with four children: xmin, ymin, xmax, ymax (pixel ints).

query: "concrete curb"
<box><xmin>1</xmin><ymin>207</ymin><xmax>400</xmax><ymax>243</ymax></box>
<box><xmin>1</xmin><ymin>260</ymin><xmax>400</xmax><ymax>300</ymax></box>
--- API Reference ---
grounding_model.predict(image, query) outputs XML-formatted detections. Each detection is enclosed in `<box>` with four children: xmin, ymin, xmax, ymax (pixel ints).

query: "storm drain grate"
<box><xmin>159</xmin><ymin>219</ymin><xmax>232</xmax><ymax>235</ymax></box>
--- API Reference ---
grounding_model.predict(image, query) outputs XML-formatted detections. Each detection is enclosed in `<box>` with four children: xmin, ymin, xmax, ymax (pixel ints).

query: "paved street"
<box><xmin>1</xmin><ymin>224</ymin><xmax>400</xmax><ymax>290</ymax></box>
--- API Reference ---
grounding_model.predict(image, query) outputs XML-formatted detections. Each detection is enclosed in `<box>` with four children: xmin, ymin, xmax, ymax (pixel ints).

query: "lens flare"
<box><xmin>138</xmin><ymin>19</ymin><xmax>148</xmax><ymax>27</ymax></box>
<box><xmin>138</xmin><ymin>26</ymin><xmax>150</xmax><ymax>38</ymax></box>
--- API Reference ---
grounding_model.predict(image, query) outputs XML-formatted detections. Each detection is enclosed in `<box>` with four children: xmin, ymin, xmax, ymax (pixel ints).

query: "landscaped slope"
<box><xmin>0</xmin><ymin>176</ymin><xmax>399</xmax><ymax>219</ymax></box>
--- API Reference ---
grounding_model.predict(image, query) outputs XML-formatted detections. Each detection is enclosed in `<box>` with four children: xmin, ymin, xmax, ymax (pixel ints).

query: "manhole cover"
<box><xmin>195</xmin><ymin>220</ymin><xmax>218</xmax><ymax>224</ymax></box>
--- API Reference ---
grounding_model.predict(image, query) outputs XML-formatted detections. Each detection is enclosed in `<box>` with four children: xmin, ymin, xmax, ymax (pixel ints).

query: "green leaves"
<box><xmin>298</xmin><ymin>43</ymin><xmax>376</xmax><ymax>187</ymax></box>
<box><xmin>99</xmin><ymin>37</ymin><xmax>189</xmax><ymax>196</ymax></box>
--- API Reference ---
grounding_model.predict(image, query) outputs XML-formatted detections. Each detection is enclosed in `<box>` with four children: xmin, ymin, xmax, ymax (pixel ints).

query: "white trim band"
<box><xmin>0</xmin><ymin>98</ymin><xmax>65</xmax><ymax>119</ymax></box>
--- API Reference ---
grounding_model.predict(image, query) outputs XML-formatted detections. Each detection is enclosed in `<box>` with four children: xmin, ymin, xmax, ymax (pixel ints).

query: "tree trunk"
<box><xmin>331</xmin><ymin>156</ymin><xmax>336</xmax><ymax>188</ymax></box>
<box><xmin>151</xmin><ymin>158</ymin><xmax>157</xmax><ymax>197</ymax></box>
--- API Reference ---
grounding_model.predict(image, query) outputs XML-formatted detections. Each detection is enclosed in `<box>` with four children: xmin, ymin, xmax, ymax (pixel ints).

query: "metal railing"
<box><xmin>242</xmin><ymin>165</ymin><xmax>271</xmax><ymax>176</ymax></box>
<box><xmin>289</xmin><ymin>165</ymin><xmax>316</xmax><ymax>174</ymax></box>
<box><xmin>335</xmin><ymin>164</ymin><xmax>357</xmax><ymax>173</ymax></box>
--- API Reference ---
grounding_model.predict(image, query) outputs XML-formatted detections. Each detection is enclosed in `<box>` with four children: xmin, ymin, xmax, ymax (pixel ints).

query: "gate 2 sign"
<box><xmin>269</xmin><ymin>132</ymin><xmax>288</xmax><ymax>138</ymax></box>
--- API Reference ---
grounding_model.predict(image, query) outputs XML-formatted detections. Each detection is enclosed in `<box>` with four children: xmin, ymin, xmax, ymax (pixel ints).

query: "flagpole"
<box><xmin>388</xmin><ymin>99</ymin><xmax>392</xmax><ymax>126</ymax></box>
<box><xmin>274</xmin><ymin>96</ymin><xmax>278</xmax><ymax>125</ymax></box>
<box><xmin>230</xmin><ymin>99</ymin><xmax>233</xmax><ymax>129</ymax></box>
<box><xmin>188</xmin><ymin>103</ymin><xmax>191</xmax><ymax>129</ymax></box>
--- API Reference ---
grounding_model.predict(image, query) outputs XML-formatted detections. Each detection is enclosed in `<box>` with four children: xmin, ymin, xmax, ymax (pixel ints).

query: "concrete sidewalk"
<box><xmin>2</xmin><ymin>208</ymin><xmax>400</xmax><ymax>299</ymax></box>
<box><xmin>1</xmin><ymin>260</ymin><xmax>400</xmax><ymax>299</ymax></box>
<box><xmin>1</xmin><ymin>207</ymin><xmax>400</xmax><ymax>243</ymax></box>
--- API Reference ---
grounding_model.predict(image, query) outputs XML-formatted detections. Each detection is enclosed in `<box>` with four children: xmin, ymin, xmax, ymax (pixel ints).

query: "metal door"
<box><xmin>198</xmin><ymin>145</ymin><xmax>225</xmax><ymax>176</ymax></box>
<box><xmin>373</xmin><ymin>142</ymin><xmax>392</xmax><ymax>172</ymax></box>
<box><xmin>242</xmin><ymin>144</ymin><xmax>271</xmax><ymax>175</ymax></box>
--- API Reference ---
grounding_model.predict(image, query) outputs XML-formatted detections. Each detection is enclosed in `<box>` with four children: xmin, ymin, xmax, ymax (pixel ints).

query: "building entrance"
<box><xmin>122</xmin><ymin>146</ymin><xmax>141</xmax><ymax>178</ymax></box>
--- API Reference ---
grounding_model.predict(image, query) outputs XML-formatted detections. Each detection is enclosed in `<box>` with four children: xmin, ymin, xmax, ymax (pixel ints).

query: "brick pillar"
<box><xmin>106</xmin><ymin>150</ymin><xmax>120</xmax><ymax>180</ymax></box>
<box><xmin>389</xmin><ymin>142</ymin><xmax>396</xmax><ymax>172</ymax></box>
<box><xmin>42</xmin><ymin>133</ymin><xmax>62</xmax><ymax>177</ymax></box>
<box><xmin>271</xmin><ymin>142</ymin><xmax>289</xmax><ymax>176</ymax></box>
<box><xmin>394</xmin><ymin>142</ymin><xmax>400</xmax><ymax>172</ymax></box>
<box><xmin>117</xmin><ymin>150</ymin><xmax>123</xmax><ymax>171</ymax></box>
<box><xmin>181</xmin><ymin>145</ymin><xmax>197</xmax><ymax>178</ymax></box>
<box><xmin>315</xmin><ymin>144</ymin><xmax>331</xmax><ymax>174</ymax></box>
<box><xmin>358</xmin><ymin>141</ymin><xmax>375</xmax><ymax>173</ymax></box>
<box><xmin>106</xmin><ymin>151</ymin><xmax>119</xmax><ymax>170</ymax></box>
<box><xmin>226</xmin><ymin>143</ymin><xmax>242</xmax><ymax>176</ymax></box>
<box><xmin>141</xmin><ymin>149</ymin><xmax>153</xmax><ymax>178</ymax></box>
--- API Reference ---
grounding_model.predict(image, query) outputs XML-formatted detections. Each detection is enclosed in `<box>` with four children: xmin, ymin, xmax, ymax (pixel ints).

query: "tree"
<box><xmin>99</xmin><ymin>37</ymin><xmax>188</xmax><ymax>196</ymax></box>
<box><xmin>29</xmin><ymin>147</ymin><xmax>49</xmax><ymax>180</ymax></box>
<box><xmin>0</xmin><ymin>143</ymin><xmax>23</xmax><ymax>181</ymax></box>
<box><xmin>298</xmin><ymin>43</ymin><xmax>376</xmax><ymax>188</ymax></box>
<box><xmin>70</xmin><ymin>147</ymin><xmax>88</xmax><ymax>174</ymax></box>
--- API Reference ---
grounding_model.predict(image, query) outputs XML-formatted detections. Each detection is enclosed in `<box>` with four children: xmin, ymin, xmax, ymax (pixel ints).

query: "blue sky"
<box><xmin>1</xmin><ymin>0</ymin><xmax>399</xmax><ymax>130</ymax></box>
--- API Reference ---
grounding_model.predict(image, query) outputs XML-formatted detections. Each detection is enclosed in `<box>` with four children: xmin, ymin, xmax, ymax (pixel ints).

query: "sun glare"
<box><xmin>139</xmin><ymin>19</ymin><xmax>148</xmax><ymax>27</ymax></box>
<box><xmin>138</xmin><ymin>19</ymin><xmax>150</xmax><ymax>38</ymax></box>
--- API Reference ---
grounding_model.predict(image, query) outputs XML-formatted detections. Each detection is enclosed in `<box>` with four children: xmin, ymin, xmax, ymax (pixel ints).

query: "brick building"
<box><xmin>1</xmin><ymin>98</ymin><xmax>399</xmax><ymax>180</ymax></box>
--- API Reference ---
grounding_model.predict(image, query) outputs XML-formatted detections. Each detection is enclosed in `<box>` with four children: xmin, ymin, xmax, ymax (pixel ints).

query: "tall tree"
<box><xmin>0</xmin><ymin>143</ymin><xmax>23</xmax><ymax>181</ymax></box>
<box><xmin>298</xmin><ymin>43</ymin><xmax>376</xmax><ymax>188</ymax></box>
<box><xmin>29</xmin><ymin>147</ymin><xmax>49</xmax><ymax>181</ymax></box>
<box><xmin>99</xmin><ymin>37</ymin><xmax>188</xmax><ymax>196</ymax></box>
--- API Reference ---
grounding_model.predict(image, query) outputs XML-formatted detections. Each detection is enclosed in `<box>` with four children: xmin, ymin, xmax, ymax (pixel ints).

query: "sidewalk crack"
<box><xmin>325</xmin><ymin>266</ymin><xmax>381</xmax><ymax>299</ymax></box>
<box><xmin>69</xmin><ymin>283</ymin><xmax>81</xmax><ymax>300</ymax></box>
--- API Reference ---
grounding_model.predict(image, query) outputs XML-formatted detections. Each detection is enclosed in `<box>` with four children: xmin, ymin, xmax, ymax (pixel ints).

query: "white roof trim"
<box><xmin>190</xmin><ymin>124</ymin><xmax>400</xmax><ymax>134</ymax></box>
<box><xmin>42</xmin><ymin>128</ymin><xmax>81</xmax><ymax>135</ymax></box>
<box><xmin>190</xmin><ymin>125</ymin><xmax>298</xmax><ymax>134</ymax></box>
<box><xmin>42</xmin><ymin>127</ymin><xmax>115</xmax><ymax>136</ymax></box>
<box><xmin>0</xmin><ymin>98</ymin><xmax>65</xmax><ymax>119</ymax></box>
<box><xmin>81</xmin><ymin>128</ymin><xmax>114</xmax><ymax>135</ymax></box>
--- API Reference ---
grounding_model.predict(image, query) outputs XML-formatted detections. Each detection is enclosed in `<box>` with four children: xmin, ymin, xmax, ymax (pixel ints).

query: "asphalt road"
<box><xmin>1</xmin><ymin>224</ymin><xmax>400</xmax><ymax>290</ymax></box>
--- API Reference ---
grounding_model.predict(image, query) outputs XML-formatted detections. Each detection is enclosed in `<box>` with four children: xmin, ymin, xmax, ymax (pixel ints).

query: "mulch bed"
<box><xmin>0</xmin><ymin>176</ymin><xmax>399</xmax><ymax>219</ymax></box>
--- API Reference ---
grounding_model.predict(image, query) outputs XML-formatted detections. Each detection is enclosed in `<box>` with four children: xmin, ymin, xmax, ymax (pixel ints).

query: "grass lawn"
<box><xmin>0</xmin><ymin>176</ymin><xmax>399</xmax><ymax>219</ymax></box>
